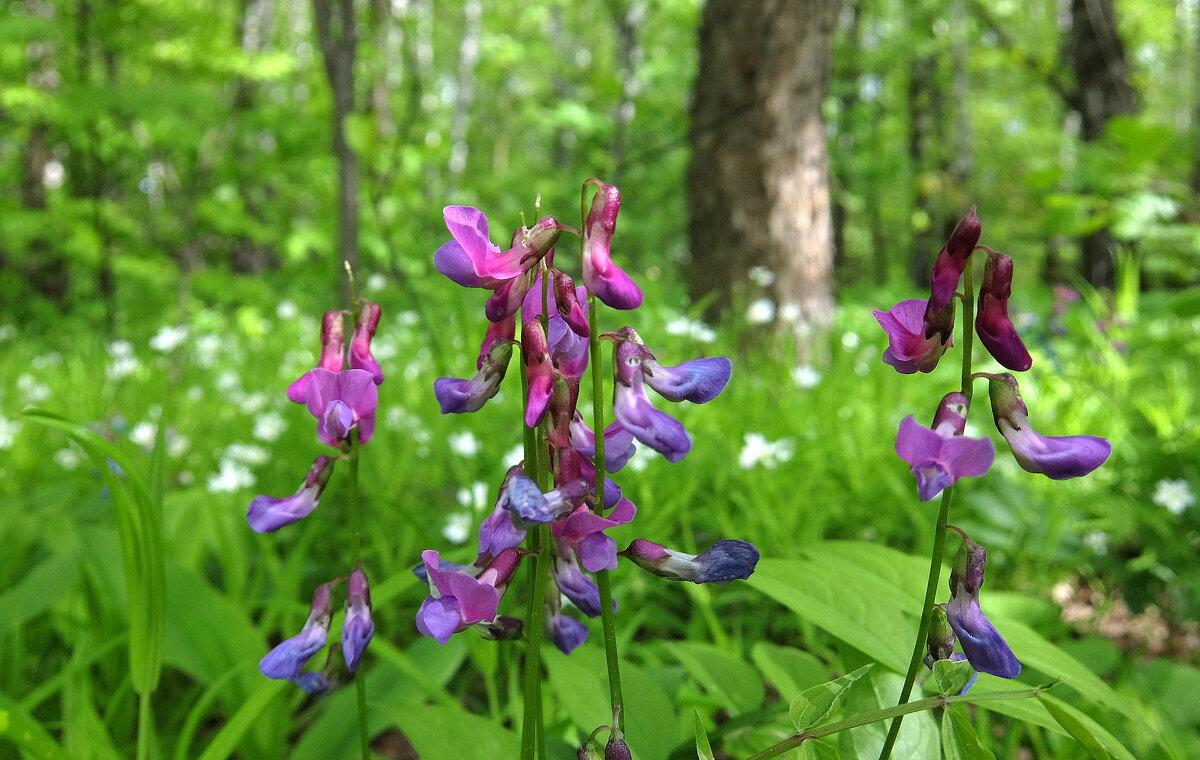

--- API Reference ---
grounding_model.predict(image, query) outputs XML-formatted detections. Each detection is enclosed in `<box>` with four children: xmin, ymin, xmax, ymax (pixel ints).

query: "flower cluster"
<box><xmin>247</xmin><ymin>299</ymin><xmax>382</xmax><ymax>692</ymax></box>
<box><xmin>420</xmin><ymin>179</ymin><xmax>758</xmax><ymax>654</ymax></box>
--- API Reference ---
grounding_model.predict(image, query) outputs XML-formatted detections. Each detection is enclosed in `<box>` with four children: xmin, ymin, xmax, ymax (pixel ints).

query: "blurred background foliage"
<box><xmin>1</xmin><ymin>0</ymin><xmax>1199</xmax><ymax>758</ymax></box>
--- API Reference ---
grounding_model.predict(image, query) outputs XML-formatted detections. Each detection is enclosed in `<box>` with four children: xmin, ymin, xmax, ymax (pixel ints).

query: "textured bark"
<box><xmin>1063</xmin><ymin>0</ymin><xmax>1137</xmax><ymax>288</ymax></box>
<box><xmin>687</xmin><ymin>0</ymin><xmax>840</xmax><ymax>349</ymax></box>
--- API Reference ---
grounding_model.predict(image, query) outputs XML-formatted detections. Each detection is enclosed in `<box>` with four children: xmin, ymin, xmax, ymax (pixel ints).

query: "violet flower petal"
<box><xmin>642</xmin><ymin>356</ymin><xmax>733</xmax><ymax>404</ymax></box>
<box><xmin>582</xmin><ymin>182</ymin><xmax>643</xmax><ymax>310</ymax></box>
<box><xmin>415</xmin><ymin>596</ymin><xmax>463</xmax><ymax>644</ymax></box>
<box><xmin>612</xmin><ymin>380</ymin><xmax>691</xmax><ymax>462</ymax></box>
<box><xmin>550</xmin><ymin>614</ymin><xmax>589</xmax><ymax>655</ymax></box>
<box><xmin>945</xmin><ymin>597</ymin><xmax>1022</xmax><ymax>679</ymax></box>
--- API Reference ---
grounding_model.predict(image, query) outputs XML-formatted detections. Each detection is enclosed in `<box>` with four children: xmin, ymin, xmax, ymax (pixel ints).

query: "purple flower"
<box><xmin>986</xmin><ymin>372</ymin><xmax>1111</xmax><ymax>480</ymax></box>
<box><xmin>622</xmin><ymin>538</ymin><xmax>759</xmax><ymax>583</ymax></box>
<box><xmin>303</xmin><ymin>368</ymin><xmax>378</xmax><ymax>447</ymax></box>
<box><xmin>552</xmin><ymin>551</ymin><xmax>604</xmax><ymax>617</ymax></box>
<box><xmin>553</xmin><ymin>498</ymin><xmax>637</xmax><ymax>572</ymax></box>
<box><xmin>434</xmin><ymin>206</ymin><xmax>563</xmax><ymax>298</ymax></box>
<box><xmin>925</xmin><ymin>206</ymin><xmax>981</xmax><ymax>318</ymax></box>
<box><xmin>554</xmin><ymin>270</ymin><xmax>590</xmax><ymax>337</ymax></box>
<box><xmin>522</xmin><ymin>318</ymin><xmax>556</xmax><ymax>428</ymax></box>
<box><xmin>923</xmin><ymin>604</ymin><xmax>979</xmax><ymax>695</ymax></box>
<box><xmin>642</xmin><ymin>356</ymin><xmax>732</xmax><ymax>404</ymax></box>
<box><xmin>246</xmin><ymin>455</ymin><xmax>337</xmax><ymax>532</ymax></box>
<box><xmin>522</xmin><ymin>274</ymin><xmax>590</xmax><ymax>380</ymax></box>
<box><xmin>569</xmin><ymin>413</ymin><xmax>636</xmax><ymax>473</ymax></box>
<box><xmin>349</xmin><ymin>299</ymin><xmax>385</xmax><ymax>384</ymax></box>
<box><xmin>342</xmin><ymin>566</ymin><xmax>374</xmax><ymax>673</ymax></box>
<box><xmin>895</xmin><ymin>393</ymin><xmax>995</xmax><ymax>501</ymax></box>
<box><xmin>975</xmin><ymin>250</ymin><xmax>1032</xmax><ymax>372</ymax></box>
<box><xmin>433</xmin><ymin>331</ymin><xmax>516</xmax><ymax>414</ymax></box>
<box><xmin>582</xmin><ymin>180</ymin><xmax>643</xmax><ymax>310</ymax></box>
<box><xmin>549</xmin><ymin>613</ymin><xmax>589</xmax><ymax>655</ymax></box>
<box><xmin>873</xmin><ymin>299</ymin><xmax>953</xmax><ymax>375</ymax></box>
<box><xmin>416</xmin><ymin>548</ymin><xmax>523</xmax><ymax>643</ymax></box>
<box><xmin>287</xmin><ymin>310</ymin><xmax>348</xmax><ymax>403</ymax></box>
<box><xmin>944</xmin><ymin>537</ymin><xmax>1021</xmax><ymax>679</ymax></box>
<box><xmin>259</xmin><ymin>582</ymin><xmax>335</xmax><ymax>681</ymax></box>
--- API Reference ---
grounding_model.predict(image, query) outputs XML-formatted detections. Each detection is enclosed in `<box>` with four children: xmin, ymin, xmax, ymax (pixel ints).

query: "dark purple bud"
<box><xmin>582</xmin><ymin>181</ymin><xmax>642</xmax><ymax>310</ymax></box>
<box><xmin>523</xmin><ymin>319</ymin><xmax>555</xmax><ymax>428</ymax></box>
<box><xmin>605</xmin><ymin>731</ymin><xmax>632</xmax><ymax>760</ymax></box>
<box><xmin>259</xmin><ymin>582</ymin><xmax>335</xmax><ymax>681</ymax></box>
<box><xmin>976</xmin><ymin>251</ymin><xmax>1032</xmax><ymax>372</ymax></box>
<box><xmin>342</xmin><ymin>566</ymin><xmax>374</xmax><ymax>673</ymax></box>
<box><xmin>622</xmin><ymin>538</ymin><xmax>759</xmax><ymax>583</ymax></box>
<box><xmin>349</xmin><ymin>299</ymin><xmax>384</xmax><ymax>384</ymax></box>
<box><xmin>945</xmin><ymin>537</ymin><xmax>1021</xmax><ymax>679</ymax></box>
<box><xmin>555</xmin><ymin>270</ymin><xmax>591</xmax><ymax>337</ymax></box>
<box><xmin>287</xmin><ymin>310</ymin><xmax>348</xmax><ymax>403</ymax></box>
<box><xmin>873</xmin><ymin>299</ymin><xmax>953</xmax><ymax>374</ymax></box>
<box><xmin>925</xmin><ymin>206</ymin><xmax>982</xmax><ymax>318</ymax></box>
<box><xmin>247</xmin><ymin>455</ymin><xmax>338</xmax><ymax>532</ymax></box>
<box><xmin>987</xmin><ymin>373</ymin><xmax>1112</xmax><ymax>480</ymax></box>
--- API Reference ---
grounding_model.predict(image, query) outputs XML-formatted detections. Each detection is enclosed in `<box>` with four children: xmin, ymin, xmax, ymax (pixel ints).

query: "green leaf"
<box><xmin>395</xmin><ymin>705</ymin><xmax>518</xmax><ymax>760</ymax></box>
<box><xmin>0</xmin><ymin>692</ymin><xmax>70</xmax><ymax>760</ymax></box>
<box><xmin>941</xmin><ymin>706</ymin><xmax>996</xmax><ymax>760</ymax></box>
<box><xmin>1041</xmin><ymin>697</ymin><xmax>1114</xmax><ymax>760</ymax></box>
<box><xmin>932</xmin><ymin>658</ymin><xmax>976</xmax><ymax>696</ymax></box>
<box><xmin>750</xmin><ymin>642</ymin><xmax>830</xmax><ymax>699</ymax></box>
<box><xmin>0</xmin><ymin>551</ymin><xmax>80</xmax><ymax>638</ymax></box>
<box><xmin>789</xmin><ymin>664</ymin><xmax>873</xmax><ymax>732</ymax></box>
<box><xmin>694</xmin><ymin>709</ymin><xmax>715</xmax><ymax>760</ymax></box>
<box><xmin>664</xmin><ymin>641</ymin><xmax>765</xmax><ymax>714</ymax></box>
<box><xmin>194</xmin><ymin>680</ymin><xmax>288</xmax><ymax>760</ymax></box>
<box><xmin>996</xmin><ymin>621</ymin><xmax>1127</xmax><ymax>712</ymax></box>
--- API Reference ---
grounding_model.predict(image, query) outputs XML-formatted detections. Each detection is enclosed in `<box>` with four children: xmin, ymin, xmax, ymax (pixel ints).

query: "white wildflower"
<box><xmin>778</xmin><ymin>302</ymin><xmax>802</xmax><ymax>324</ymax></box>
<box><xmin>442</xmin><ymin>513</ymin><xmax>473</xmax><ymax>544</ymax></box>
<box><xmin>0</xmin><ymin>415</ymin><xmax>22</xmax><ymax>449</ymax></box>
<box><xmin>841</xmin><ymin>331</ymin><xmax>861</xmax><ymax>350</ymax></box>
<box><xmin>149</xmin><ymin>325</ymin><xmax>189</xmax><ymax>353</ymax></box>
<box><xmin>748</xmin><ymin>266</ymin><xmax>776</xmax><ymax>287</ymax></box>
<box><xmin>738</xmin><ymin>433</ymin><xmax>795</xmax><ymax>470</ymax></box>
<box><xmin>254</xmin><ymin>412</ymin><xmax>287</xmax><ymax>442</ymax></box>
<box><xmin>1153</xmin><ymin>479</ymin><xmax>1195</xmax><ymax>515</ymax></box>
<box><xmin>456</xmin><ymin>481</ymin><xmax>489</xmax><ymax>511</ymax></box>
<box><xmin>17</xmin><ymin>374</ymin><xmax>51</xmax><ymax>404</ymax></box>
<box><xmin>365</xmin><ymin>273</ymin><xmax>387</xmax><ymax>293</ymax></box>
<box><xmin>1082</xmin><ymin>530</ymin><xmax>1109</xmax><ymax>555</ymax></box>
<box><xmin>448</xmin><ymin>431</ymin><xmax>480</xmax><ymax>457</ymax></box>
<box><xmin>207</xmin><ymin>460</ymin><xmax>254</xmax><ymax>493</ymax></box>
<box><xmin>276</xmin><ymin>300</ymin><xmax>300</xmax><ymax>320</ymax></box>
<box><xmin>54</xmin><ymin>447</ymin><xmax>82</xmax><ymax>470</ymax></box>
<box><xmin>791</xmin><ymin>364</ymin><xmax>821</xmax><ymax>389</ymax></box>
<box><xmin>193</xmin><ymin>334</ymin><xmax>222</xmax><ymax>368</ymax></box>
<box><xmin>746</xmin><ymin>298</ymin><xmax>776</xmax><ymax>325</ymax></box>
<box><xmin>225</xmin><ymin>442</ymin><xmax>270</xmax><ymax>466</ymax></box>
<box><xmin>665</xmin><ymin>316</ymin><xmax>717</xmax><ymax>344</ymax></box>
<box><xmin>130</xmin><ymin>421</ymin><xmax>157</xmax><ymax>449</ymax></box>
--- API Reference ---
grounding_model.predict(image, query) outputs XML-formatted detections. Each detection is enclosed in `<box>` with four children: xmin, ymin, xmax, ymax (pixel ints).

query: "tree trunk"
<box><xmin>1063</xmin><ymin>0</ymin><xmax>1137</xmax><ymax>288</ymax></box>
<box><xmin>686</xmin><ymin>0</ymin><xmax>840</xmax><ymax>355</ymax></box>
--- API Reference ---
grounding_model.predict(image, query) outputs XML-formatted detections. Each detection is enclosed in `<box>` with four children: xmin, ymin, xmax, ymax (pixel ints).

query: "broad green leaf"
<box><xmin>751</xmin><ymin>642</ymin><xmax>830</xmax><ymax>699</ymax></box>
<box><xmin>996</xmin><ymin>621</ymin><xmax>1127</xmax><ymax>712</ymax></box>
<box><xmin>665</xmin><ymin>641</ymin><xmax>765</xmax><ymax>714</ymax></box>
<box><xmin>789</xmin><ymin>663</ymin><xmax>873</xmax><ymax>732</ymax></box>
<box><xmin>838</xmin><ymin>671</ymin><xmax>938</xmax><ymax>760</ymax></box>
<box><xmin>0</xmin><ymin>551</ymin><xmax>80</xmax><ymax>638</ymax></box>
<box><xmin>622</xmin><ymin>662</ymin><xmax>678</xmax><ymax>760</ymax></box>
<box><xmin>194</xmin><ymin>680</ymin><xmax>288</xmax><ymax>760</ymax></box>
<box><xmin>0</xmin><ymin>693</ymin><xmax>70</xmax><ymax>760</ymax></box>
<box><xmin>933</xmin><ymin>658</ymin><xmax>976</xmax><ymax>696</ymax></box>
<box><xmin>694</xmin><ymin>709</ymin><xmax>715</xmax><ymax>760</ymax></box>
<box><xmin>396</xmin><ymin>705</ymin><xmax>518</xmax><ymax>760</ymax></box>
<box><xmin>546</xmin><ymin>646</ymin><xmax>611</xmax><ymax>737</ymax></box>
<box><xmin>1041</xmin><ymin>697</ymin><xmax>1114</xmax><ymax>760</ymax></box>
<box><xmin>941</xmin><ymin>705</ymin><xmax>996</xmax><ymax>760</ymax></box>
<box><xmin>750</xmin><ymin>559</ymin><xmax>910</xmax><ymax>672</ymax></box>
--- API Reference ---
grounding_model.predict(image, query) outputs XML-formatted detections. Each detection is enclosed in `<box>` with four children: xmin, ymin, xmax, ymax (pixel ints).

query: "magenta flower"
<box><xmin>944</xmin><ymin>537</ymin><xmax>1021</xmax><ymax>679</ymax></box>
<box><xmin>986</xmin><ymin>373</ymin><xmax>1111</xmax><ymax>479</ymax></box>
<box><xmin>287</xmin><ymin>310</ymin><xmax>348</xmax><ymax>403</ymax></box>
<box><xmin>342</xmin><ymin>566</ymin><xmax>374</xmax><ymax>673</ymax></box>
<box><xmin>895</xmin><ymin>393</ymin><xmax>994</xmax><ymax>501</ymax></box>
<box><xmin>349</xmin><ymin>299</ymin><xmax>385</xmax><ymax>384</ymax></box>
<box><xmin>553</xmin><ymin>270</ymin><xmax>590</xmax><ymax>337</ymax></box>
<box><xmin>259</xmin><ymin>582</ymin><xmax>335</xmax><ymax>681</ymax></box>
<box><xmin>522</xmin><ymin>318</ymin><xmax>555</xmax><ymax>428</ymax></box>
<box><xmin>975</xmin><ymin>250</ymin><xmax>1032</xmax><ymax>372</ymax></box>
<box><xmin>622</xmin><ymin>538</ymin><xmax>759</xmax><ymax>583</ymax></box>
<box><xmin>246</xmin><ymin>455</ymin><xmax>337</xmax><ymax>532</ymax></box>
<box><xmin>522</xmin><ymin>274</ymin><xmax>590</xmax><ymax>380</ymax></box>
<box><xmin>434</xmin><ymin>205</ymin><xmax>563</xmax><ymax>299</ymax></box>
<box><xmin>552</xmin><ymin>498</ymin><xmax>637</xmax><ymax>573</ymax></box>
<box><xmin>303</xmin><ymin>368</ymin><xmax>378</xmax><ymax>447</ymax></box>
<box><xmin>925</xmin><ymin>206</ymin><xmax>981</xmax><ymax>318</ymax></box>
<box><xmin>582</xmin><ymin>180</ymin><xmax>643</xmax><ymax>310</ymax></box>
<box><xmin>873</xmin><ymin>299</ymin><xmax>953</xmax><ymax>375</ymax></box>
<box><xmin>416</xmin><ymin>548</ymin><xmax>523</xmax><ymax>643</ymax></box>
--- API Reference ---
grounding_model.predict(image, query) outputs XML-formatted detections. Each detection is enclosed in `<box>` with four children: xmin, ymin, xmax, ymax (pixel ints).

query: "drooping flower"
<box><xmin>246</xmin><ymin>455</ymin><xmax>337</xmax><ymax>532</ymax></box>
<box><xmin>522</xmin><ymin>318</ymin><xmax>555</xmax><ymax>428</ymax></box>
<box><xmin>569</xmin><ymin>412</ymin><xmax>636</xmax><ymax>473</ymax></box>
<box><xmin>259</xmin><ymin>582</ymin><xmax>335</xmax><ymax>681</ymax></box>
<box><xmin>944</xmin><ymin>536</ymin><xmax>1021</xmax><ymax>679</ymax></box>
<box><xmin>986</xmin><ymin>373</ymin><xmax>1111</xmax><ymax>480</ymax></box>
<box><xmin>287</xmin><ymin>310</ymin><xmax>348</xmax><ymax>403</ymax></box>
<box><xmin>553</xmin><ymin>498</ymin><xmax>637</xmax><ymax>573</ymax></box>
<box><xmin>342</xmin><ymin>566</ymin><xmax>374</xmax><ymax>673</ymax></box>
<box><xmin>303</xmin><ymin>368</ymin><xmax>379</xmax><ymax>447</ymax></box>
<box><xmin>549</xmin><ymin>611</ymin><xmax>589</xmax><ymax>655</ymax></box>
<box><xmin>415</xmin><ymin>548</ymin><xmax>523</xmax><ymax>643</ymax></box>
<box><xmin>349</xmin><ymin>299</ymin><xmax>385</xmax><ymax>384</ymax></box>
<box><xmin>433</xmin><ymin>205</ymin><xmax>563</xmax><ymax>297</ymax></box>
<box><xmin>975</xmin><ymin>250</ymin><xmax>1032</xmax><ymax>372</ymax></box>
<box><xmin>522</xmin><ymin>274</ymin><xmax>590</xmax><ymax>380</ymax></box>
<box><xmin>552</xmin><ymin>550</ymin><xmax>604</xmax><ymax>617</ymax></box>
<box><xmin>622</xmin><ymin>538</ymin><xmax>759</xmax><ymax>583</ymax></box>
<box><xmin>894</xmin><ymin>392</ymin><xmax>995</xmax><ymax>501</ymax></box>
<box><xmin>582</xmin><ymin>180</ymin><xmax>643</xmax><ymax>310</ymax></box>
<box><xmin>433</xmin><ymin>322</ymin><xmax>516</xmax><ymax>414</ymax></box>
<box><xmin>925</xmin><ymin>206</ymin><xmax>982</xmax><ymax>319</ymax></box>
<box><xmin>873</xmin><ymin>298</ymin><xmax>953</xmax><ymax>375</ymax></box>
<box><xmin>922</xmin><ymin>604</ymin><xmax>979</xmax><ymax>695</ymax></box>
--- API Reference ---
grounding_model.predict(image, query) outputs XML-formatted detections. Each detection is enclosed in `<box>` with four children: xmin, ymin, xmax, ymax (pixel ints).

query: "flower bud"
<box><xmin>925</xmin><ymin>604</ymin><xmax>956</xmax><ymax>663</ymax></box>
<box><xmin>583</xmin><ymin>181</ymin><xmax>643</xmax><ymax>310</ymax></box>
<box><xmin>349</xmin><ymin>299</ymin><xmax>384</xmax><ymax>384</ymax></box>
<box><xmin>342</xmin><ymin>565</ymin><xmax>375</xmax><ymax>673</ymax></box>
<box><xmin>925</xmin><ymin>206</ymin><xmax>982</xmax><ymax>318</ymax></box>
<box><xmin>975</xmin><ymin>250</ymin><xmax>1032</xmax><ymax>371</ymax></box>
<box><xmin>555</xmin><ymin>270</ymin><xmax>591</xmax><ymax>337</ymax></box>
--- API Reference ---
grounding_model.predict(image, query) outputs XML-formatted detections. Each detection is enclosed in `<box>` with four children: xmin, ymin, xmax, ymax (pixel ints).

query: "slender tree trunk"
<box><xmin>314</xmin><ymin>0</ymin><xmax>360</xmax><ymax>302</ymax></box>
<box><xmin>687</xmin><ymin>0</ymin><xmax>840</xmax><ymax>358</ymax></box>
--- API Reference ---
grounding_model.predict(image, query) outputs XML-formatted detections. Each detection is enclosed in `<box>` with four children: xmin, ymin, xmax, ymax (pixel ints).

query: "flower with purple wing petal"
<box><xmin>434</xmin><ymin>205</ymin><xmax>563</xmax><ymax>305</ymax></box>
<box><xmin>415</xmin><ymin>548</ymin><xmax>523</xmax><ymax>643</ymax></box>
<box><xmin>259</xmin><ymin>582</ymin><xmax>335</xmax><ymax>681</ymax></box>
<box><xmin>582</xmin><ymin>180</ymin><xmax>643</xmax><ymax>310</ymax></box>
<box><xmin>303</xmin><ymin>368</ymin><xmax>378</xmax><ymax>447</ymax></box>
<box><xmin>549</xmin><ymin>612</ymin><xmax>589</xmax><ymax>655</ymax></box>
<box><xmin>944</xmin><ymin>536</ymin><xmax>1021</xmax><ymax>679</ymax></box>
<box><xmin>622</xmin><ymin>538</ymin><xmax>760</xmax><ymax>583</ymax></box>
<box><xmin>287</xmin><ymin>310</ymin><xmax>348</xmax><ymax>403</ymax></box>
<box><xmin>552</xmin><ymin>498</ymin><xmax>637</xmax><ymax>573</ymax></box>
<box><xmin>975</xmin><ymin>250</ymin><xmax>1032</xmax><ymax>372</ymax></box>
<box><xmin>552</xmin><ymin>550</ymin><xmax>604</xmax><ymax>618</ymax></box>
<box><xmin>246</xmin><ymin>455</ymin><xmax>337</xmax><ymax>532</ymax></box>
<box><xmin>342</xmin><ymin>566</ymin><xmax>374</xmax><ymax>673</ymax></box>
<box><xmin>986</xmin><ymin>372</ymin><xmax>1111</xmax><ymax>480</ymax></box>
<box><xmin>433</xmin><ymin>332</ymin><xmax>516</xmax><ymax>414</ymax></box>
<box><xmin>569</xmin><ymin>412</ymin><xmax>636</xmax><ymax>474</ymax></box>
<box><xmin>873</xmin><ymin>299</ymin><xmax>954</xmax><ymax>375</ymax></box>
<box><xmin>895</xmin><ymin>392</ymin><xmax>995</xmax><ymax>501</ymax></box>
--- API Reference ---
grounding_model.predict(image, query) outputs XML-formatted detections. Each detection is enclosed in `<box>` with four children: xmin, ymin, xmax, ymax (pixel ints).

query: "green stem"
<box><xmin>346</xmin><ymin>430</ymin><xmax>371</xmax><ymax>760</ymax></box>
<box><xmin>520</xmin><ymin>523</ymin><xmax>553</xmax><ymax>760</ymax></box>
<box><xmin>136</xmin><ymin>691</ymin><xmax>154</xmax><ymax>760</ymax></box>
<box><xmin>878</xmin><ymin>258</ymin><xmax>978</xmax><ymax>760</ymax></box>
<box><xmin>746</xmin><ymin>684</ymin><xmax>1051</xmax><ymax>760</ymax></box>
<box><xmin>588</xmin><ymin>291</ymin><xmax>625</xmax><ymax>732</ymax></box>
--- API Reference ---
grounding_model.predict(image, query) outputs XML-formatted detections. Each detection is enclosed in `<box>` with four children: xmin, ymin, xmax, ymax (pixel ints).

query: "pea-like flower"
<box><xmin>433</xmin><ymin>318</ymin><xmax>516</xmax><ymax>414</ymax></box>
<box><xmin>287</xmin><ymin>310</ymin><xmax>348</xmax><ymax>403</ymax></box>
<box><xmin>873</xmin><ymin>299</ymin><xmax>954</xmax><ymax>375</ymax></box>
<box><xmin>349</xmin><ymin>299</ymin><xmax>385</xmax><ymax>384</ymax></box>
<box><xmin>259</xmin><ymin>582</ymin><xmax>335</xmax><ymax>681</ymax></box>
<box><xmin>895</xmin><ymin>392</ymin><xmax>994</xmax><ymax>501</ymax></box>
<box><xmin>434</xmin><ymin>205</ymin><xmax>563</xmax><ymax>304</ymax></box>
<box><xmin>582</xmin><ymin>180</ymin><xmax>642</xmax><ymax>310</ymax></box>
<box><xmin>341</xmin><ymin>566</ymin><xmax>374</xmax><ymax>673</ymax></box>
<box><xmin>553</xmin><ymin>498</ymin><xmax>637</xmax><ymax>573</ymax></box>
<box><xmin>246</xmin><ymin>455</ymin><xmax>337</xmax><ymax>532</ymax></box>
<box><xmin>922</xmin><ymin>604</ymin><xmax>979</xmax><ymax>695</ymax></box>
<box><xmin>303</xmin><ymin>368</ymin><xmax>378</xmax><ymax>447</ymax></box>
<box><xmin>416</xmin><ymin>548</ymin><xmax>523</xmax><ymax>644</ymax></box>
<box><xmin>986</xmin><ymin>372</ymin><xmax>1111</xmax><ymax>480</ymax></box>
<box><xmin>925</xmin><ymin>206</ymin><xmax>981</xmax><ymax>319</ymax></box>
<box><xmin>622</xmin><ymin>538</ymin><xmax>759</xmax><ymax>583</ymax></box>
<box><xmin>549</xmin><ymin>611</ymin><xmax>589</xmax><ymax>655</ymax></box>
<box><xmin>975</xmin><ymin>250</ymin><xmax>1032</xmax><ymax>372</ymax></box>
<box><xmin>944</xmin><ymin>536</ymin><xmax>1021</xmax><ymax>679</ymax></box>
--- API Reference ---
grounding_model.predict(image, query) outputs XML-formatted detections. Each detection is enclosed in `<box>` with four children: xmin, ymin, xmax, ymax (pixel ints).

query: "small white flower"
<box><xmin>748</xmin><ymin>266</ymin><xmax>776</xmax><ymax>287</ymax></box>
<box><xmin>225</xmin><ymin>442</ymin><xmax>270</xmax><ymax>466</ymax></box>
<box><xmin>456</xmin><ymin>481</ymin><xmax>489</xmax><ymax>511</ymax></box>
<box><xmin>442</xmin><ymin>512</ymin><xmax>473</xmax><ymax>544</ymax></box>
<box><xmin>626</xmin><ymin>444</ymin><xmax>657</xmax><ymax>474</ymax></box>
<box><xmin>276</xmin><ymin>300</ymin><xmax>300</xmax><ymax>320</ymax></box>
<box><xmin>207</xmin><ymin>460</ymin><xmax>254</xmax><ymax>493</ymax></box>
<box><xmin>778</xmin><ymin>302</ymin><xmax>802</xmax><ymax>324</ymax></box>
<box><xmin>0</xmin><ymin>324</ymin><xmax>17</xmax><ymax>341</ymax></box>
<box><xmin>1082</xmin><ymin>530</ymin><xmax>1109</xmax><ymax>555</ymax></box>
<box><xmin>166</xmin><ymin>431</ymin><xmax>190</xmax><ymax>458</ymax></box>
<box><xmin>193</xmin><ymin>334</ymin><xmax>222</xmax><ymax>368</ymax></box>
<box><xmin>54</xmin><ymin>447</ymin><xmax>82</xmax><ymax>470</ymax></box>
<box><xmin>32</xmin><ymin>352</ymin><xmax>62</xmax><ymax>368</ymax></box>
<box><xmin>149</xmin><ymin>325</ymin><xmax>189</xmax><ymax>353</ymax></box>
<box><xmin>365</xmin><ymin>273</ymin><xmax>387</xmax><ymax>293</ymax></box>
<box><xmin>186</xmin><ymin>385</ymin><xmax>205</xmax><ymax>401</ymax></box>
<box><xmin>503</xmin><ymin>443</ymin><xmax>526</xmax><ymax>466</ymax></box>
<box><xmin>791</xmin><ymin>364</ymin><xmax>821</xmax><ymax>389</ymax></box>
<box><xmin>107</xmin><ymin>355</ymin><xmax>141</xmax><ymax>382</ymax></box>
<box><xmin>254</xmin><ymin>412</ymin><xmax>287</xmax><ymax>442</ymax></box>
<box><xmin>0</xmin><ymin>415</ymin><xmax>22</xmax><ymax>449</ymax></box>
<box><xmin>236</xmin><ymin>392</ymin><xmax>268</xmax><ymax>415</ymax></box>
<box><xmin>1153</xmin><ymin>479</ymin><xmax>1195</xmax><ymax>515</ymax></box>
<box><xmin>738</xmin><ymin>433</ymin><xmax>795</xmax><ymax>470</ymax></box>
<box><xmin>746</xmin><ymin>298</ymin><xmax>776</xmax><ymax>325</ymax></box>
<box><xmin>130</xmin><ymin>421</ymin><xmax>157</xmax><ymax>449</ymax></box>
<box><xmin>371</xmin><ymin>336</ymin><xmax>399</xmax><ymax>362</ymax></box>
<box><xmin>841</xmin><ymin>331</ymin><xmax>861</xmax><ymax>350</ymax></box>
<box><xmin>664</xmin><ymin>316</ymin><xmax>717</xmax><ymax>344</ymax></box>
<box><xmin>109</xmin><ymin>340</ymin><xmax>134</xmax><ymax>358</ymax></box>
<box><xmin>17</xmin><ymin>374</ymin><xmax>51</xmax><ymax>404</ymax></box>
<box><xmin>448</xmin><ymin>431</ymin><xmax>480</xmax><ymax>457</ymax></box>
<box><xmin>216</xmin><ymin>371</ymin><xmax>241</xmax><ymax>393</ymax></box>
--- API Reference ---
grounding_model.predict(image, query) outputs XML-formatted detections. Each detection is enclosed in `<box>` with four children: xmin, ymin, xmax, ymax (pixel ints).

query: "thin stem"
<box><xmin>136</xmin><ymin>691</ymin><xmax>154</xmax><ymax>760</ymax></box>
<box><xmin>520</xmin><ymin>523</ymin><xmax>552</xmax><ymax>760</ymax></box>
<box><xmin>879</xmin><ymin>256</ymin><xmax>979</xmax><ymax>760</ymax></box>
<box><xmin>588</xmin><ymin>291</ymin><xmax>625</xmax><ymax>731</ymax></box>
<box><xmin>346</xmin><ymin>430</ymin><xmax>371</xmax><ymax>760</ymax></box>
